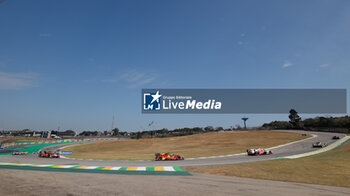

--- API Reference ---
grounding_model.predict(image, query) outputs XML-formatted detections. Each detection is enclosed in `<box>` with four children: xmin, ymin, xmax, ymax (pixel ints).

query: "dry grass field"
<box><xmin>65</xmin><ymin>130</ymin><xmax>306</xmax><ymax>160</ymax></box>
<box><xmin>186</xmin><ymin>140</ymin><xmax>350</xmax><ymax>187</ymax></box>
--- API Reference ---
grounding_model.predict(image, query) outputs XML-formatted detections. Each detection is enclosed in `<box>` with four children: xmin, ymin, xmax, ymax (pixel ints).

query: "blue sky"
<box><xmin>0</xmin><ymin>0</ymin><xmax>349</xmax><ymax>132</ymax></box>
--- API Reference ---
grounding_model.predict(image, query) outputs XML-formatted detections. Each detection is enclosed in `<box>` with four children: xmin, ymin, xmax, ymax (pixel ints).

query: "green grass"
<box><xmin>0</xmin><ymin>142</ymin><xmax>84</xmax><ymax>155</ymax></box>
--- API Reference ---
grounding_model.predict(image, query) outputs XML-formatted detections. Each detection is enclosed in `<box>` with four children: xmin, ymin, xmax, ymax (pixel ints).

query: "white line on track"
<box><xmin>109</xmin><ymin>167</ymin><xmax>121</xmax><ymax>170</ymax></box>
<box><xmin>136</xmin><ymin>167</ymin><xmax>146</xmax><ymax>171</ymax></box>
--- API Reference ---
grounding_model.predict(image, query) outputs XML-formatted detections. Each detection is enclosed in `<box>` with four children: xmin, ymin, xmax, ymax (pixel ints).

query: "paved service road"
<box><xmin>0</xmin><ymin>130</ymin><xmax>345</xmax><ymax>167</ymax></box>
<box><xmin>0</xmin><ymin>169</ymin><xmax>349</xmax><ymax>196</ymax></box>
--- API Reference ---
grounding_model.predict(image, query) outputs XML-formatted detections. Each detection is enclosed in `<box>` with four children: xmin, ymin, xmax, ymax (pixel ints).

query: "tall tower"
<box><xmin>241</xmin><ymin>118</ymin><xmax>248</xmax><ymax>129</ymax></box>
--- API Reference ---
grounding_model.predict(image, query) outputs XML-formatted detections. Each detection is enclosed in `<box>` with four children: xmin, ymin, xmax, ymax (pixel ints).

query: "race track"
<box><xmin>0</xmin><ymin>130</ymin><xmax>346</xmax><ymax>167</ymax></box>
<box><xmin>1</xmin><ymin>130</ymin><xmax>349</xmax><ymax>196</ymax></box>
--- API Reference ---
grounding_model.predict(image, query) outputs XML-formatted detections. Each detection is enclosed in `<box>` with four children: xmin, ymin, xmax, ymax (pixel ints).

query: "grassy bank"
<box><xmin>65</xmin><ymin>130</ymin><xmax>307</xmax><ymax>160</ymax></box>
<box><xmin>185</xmin><ymin>139</ymin><xmax>350</xmax><ymax>187</ymax></box>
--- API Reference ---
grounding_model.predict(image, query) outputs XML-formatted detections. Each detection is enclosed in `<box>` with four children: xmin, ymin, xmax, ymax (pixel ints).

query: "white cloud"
<box><xmin>283</xmin><ymin>60</ymin><xmax>293</xmax><ymax>68</ymax></box>
<box><xmin>319</xmin><ymin>64</ymin><xmax>329</xmax><ymax>68</ymax></box>
<box><xmin>0</xmin><ymin>72</ymin><xmax>37</xmax><ymax>90</ymax></box>
<box><xmin>237</xmin><ymin>33</ymin><xmax>248</xmax><ymax>45</ymax></box>
<box><xmin>237</xmin><ymin>41</ymin><xmax>248</xmax><ymax>45</ymax></box>
<box><xmin>104</xmin><ymin>70</ymin><xmax>157</xmax><ymax>88</ymax></box>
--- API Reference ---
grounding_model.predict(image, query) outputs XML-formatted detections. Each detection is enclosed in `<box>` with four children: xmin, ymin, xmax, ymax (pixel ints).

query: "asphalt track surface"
<box><xmin>1</xmin><ymin>169</ymin><xmax>349</xmax><ymax>196</ymax></box>
<box><xmin>0</xmin><ymin>130</ymin><xmax>346</xmax><ymax>167</ymax></box>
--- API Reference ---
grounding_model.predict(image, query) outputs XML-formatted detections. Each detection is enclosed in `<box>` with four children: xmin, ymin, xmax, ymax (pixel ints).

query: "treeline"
<box><xmin>80</xmin><ymin>126</ymin><xmax>228</xmax><ymax>139</ymax></box>
<box><xmin>0</xmin><ymin>129</ymin><xmax>76</xmax><ymax>137</ymax></box>
<box><xmin>130</xmin><ymin>126</ymin><xmax>225</xmax><ymax>139</ymax></box>
<box><xmin>303</xmin><ymin>116</ymin><xmax>350</xmax><ymax>128</ymax></box>
<box><xmin>263</xmin><ymin>115</ymin><xmax>350</xmax><ymax>133</ymax></box>
<box><xmin>79</xmin><ymin>128</ymin><xmax>128</xmax><ymax>137</ymax></box>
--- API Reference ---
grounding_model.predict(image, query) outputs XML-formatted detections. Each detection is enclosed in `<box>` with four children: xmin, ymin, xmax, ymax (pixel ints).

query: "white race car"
<box><xmin>247</xmin><ymin>148</ymin><xmax>273</xmax><ymax>156</ymax></box>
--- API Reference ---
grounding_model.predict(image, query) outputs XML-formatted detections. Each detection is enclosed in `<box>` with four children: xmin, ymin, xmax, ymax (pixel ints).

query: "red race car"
<box><xmin>155</xmin><ymin>153</ymin><xmax>184</xmax><ymax>161</ymax></box>
<box><xmin>38</xmin><ymin>151</ymin><xmax>60</xmax><ymax>158</ymax></box>
<box><xmin>247</xmin><ymin>148</ymin><xmax>273</xmax><ymax>156</ymax></box>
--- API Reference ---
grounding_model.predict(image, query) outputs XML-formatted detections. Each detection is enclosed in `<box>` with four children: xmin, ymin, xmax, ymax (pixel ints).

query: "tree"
<box><xmin>215</xmin><ymin>127</ymin><xmax>224</xmax><ymax>131</ymax></box>
<box><xmin>289</xmin><ymin>109</ymin><xmax>301</xmax><ymax>128</ymax></box>
<box><xmin>64</xmin><ymin>130</ymin><xmax>75</xmax><ymax>136</ymax></box>
<box><xmin>11</xmin><ymin>132</ymin><xmax>20</xmax><ymax>136</ymax></box>
<box><xmin>204</xmin><ymin>126</ymin><xmax>214</xmax><ymax>132</ymax></box>
<box><xmin>262</xmin><ymin>121</ymin><xmax>292</xmax><ymax>129</ymax></box>
<box><xmin>112</xmin><ymin>128</ymin><xmax>119</xmax><ymax>136</ymax></box>
<box><xmin>159</xmin><ymin>128</ymin><xmax>168</xmax><ymax>134</ymax></box>
<box><xmin>104</xmin><ymin>131</ymin><xmax>108</xmax><ymax>136</ymax></box>
<box><xmin>192</xmin><ymin>127</ymin><xmax>203</xmax><ymax>133</ymax></box>
<box><xmin>136</xmin><ymin>132</ymin><xmax>142</xmax><ymax>139</ymax></box>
